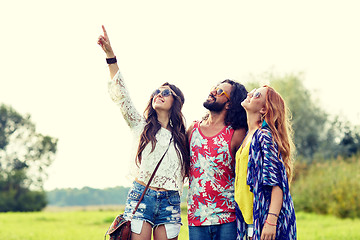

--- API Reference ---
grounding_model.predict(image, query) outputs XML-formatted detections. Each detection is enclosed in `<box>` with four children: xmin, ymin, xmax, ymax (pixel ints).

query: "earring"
<box><xmin>169</xmin><ymin>119</ymin><xmax>173</xmax><ymax>127</ymax></box>
<box><xmin>261</xmin><ymin>114</ymin><xmax>265</xmax><ymax>122</ymax></box>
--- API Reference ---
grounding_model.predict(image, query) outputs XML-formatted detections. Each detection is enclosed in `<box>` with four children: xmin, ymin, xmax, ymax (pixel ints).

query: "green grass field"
<box><xmin>0</xmin><ymin>206</ymin><xmax>359</xmax><ymax>240</ymax></box>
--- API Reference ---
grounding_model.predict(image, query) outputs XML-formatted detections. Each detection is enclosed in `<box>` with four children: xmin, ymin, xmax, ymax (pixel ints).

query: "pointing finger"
<box><xmin>102</xmin><ymin>25</ymin><xmax>109</xmax><ymax>40</ymax></box>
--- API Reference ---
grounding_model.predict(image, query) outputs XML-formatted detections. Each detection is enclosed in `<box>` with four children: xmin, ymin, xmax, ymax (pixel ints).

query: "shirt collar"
<box><xmin>261</xmin><ymin>120</ymin><xmax>269</xmax><ymax>128</ymax></box>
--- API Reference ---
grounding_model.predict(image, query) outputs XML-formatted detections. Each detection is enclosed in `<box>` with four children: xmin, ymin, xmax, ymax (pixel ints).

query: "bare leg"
<box><xmin>131</xmin><ymin>221</ymin><xmax>152</xmax><ymax>240</ymax></box>
<box><xmin>153</xmin><ymin>224</ymin><xmax>178</xmax><ymax>240</ymax></box>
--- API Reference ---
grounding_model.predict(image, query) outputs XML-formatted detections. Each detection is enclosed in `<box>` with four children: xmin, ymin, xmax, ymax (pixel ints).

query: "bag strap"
<box><xmin>130</xmin><ymin>136</ymin><xmax>173</xmax><ymax>217</ymax></box>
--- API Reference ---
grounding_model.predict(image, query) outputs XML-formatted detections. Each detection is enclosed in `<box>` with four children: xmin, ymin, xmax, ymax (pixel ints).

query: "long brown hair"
<box><xmin>263</xmin><ymin>85</ymin><xmax>295</xmax><ymax>183</ymax></box>
<box><xmin>135</xmin><ymin>82</ymin><xmax>190</xmax><ymax>179</ymax></box>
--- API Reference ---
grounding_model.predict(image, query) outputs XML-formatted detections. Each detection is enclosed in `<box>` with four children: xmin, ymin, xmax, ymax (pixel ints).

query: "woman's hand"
<box><xmin>260</xmin><ymin>223</ymin><xmax>276</xmax><ymax>240</ymax></box>
<box><xmin>97</xmin><ymin>25</ymin><xmax>119</xmax><ymax>79</ymax></box>
<box><xmin>260</xmin><ymin>186</ymin><xmax>282</xmax><ymax>239</ymax></box>
<box><xmin>97</xmin><ymin>25</ymin><xmax>115</xmax><ymax>58</ymax></box>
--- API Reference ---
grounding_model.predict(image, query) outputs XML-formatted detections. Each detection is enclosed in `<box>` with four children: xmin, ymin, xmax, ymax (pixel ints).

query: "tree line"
<box><xmin>47</xmin><ymin>186</ymin><xmax>130</xmax><ymax>206</ymax></box>
<box><xmin>46</xmin><ymin>186</ymin><xmax>188</xmax><ymax>206</ymax></box>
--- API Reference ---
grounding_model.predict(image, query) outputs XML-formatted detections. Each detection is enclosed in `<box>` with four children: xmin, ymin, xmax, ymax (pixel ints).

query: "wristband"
<box><xmin>268</xmin><ymin>212</ymin><xmax>279</xmax><ymax>218</ymax></box>
<box><xmin>106</xmin><ymin>56</ymin><xmax>117</xmax><ymax>64</ymax></box>
<box><xmin>265</xmin><ymin>220</ymin><xmax>277</xmax><ymax>226</ymax></box>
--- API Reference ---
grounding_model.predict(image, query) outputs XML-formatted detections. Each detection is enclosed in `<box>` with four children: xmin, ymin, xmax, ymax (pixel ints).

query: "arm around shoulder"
<box><xmin>186</xmin><ymin>121</ymin><xmax>196</xmax><ymax>140</ymax></box>
<box><xmin>231</xmin><ymin>128</ymin><xmax>247</xmax><ymax>156</ymax></box>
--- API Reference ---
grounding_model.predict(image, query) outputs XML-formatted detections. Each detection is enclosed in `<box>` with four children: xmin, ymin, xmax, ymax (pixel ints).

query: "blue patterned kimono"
<box><xmin>236</xmin><ymin>121</ymin><xmax>297</xmax><ymax>240</ymax></box>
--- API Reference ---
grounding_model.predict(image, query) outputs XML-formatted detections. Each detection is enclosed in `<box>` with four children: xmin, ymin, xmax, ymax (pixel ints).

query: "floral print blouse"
<box><xmin>187</xmin><ymin>121</ymin><xmax>236</xmax><ymax>226</ymax></box>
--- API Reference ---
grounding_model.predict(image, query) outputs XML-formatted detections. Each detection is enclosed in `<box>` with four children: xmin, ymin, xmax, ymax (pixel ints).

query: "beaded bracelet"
<box><xmin>265</xmin><ymin>220</ymin><xmax>277</xmax><ymax>226</ymax></box>
<box><xmin>268</xmin><ymin>212</ymin><xmax>279</xmax><ymax>218</ymax></box>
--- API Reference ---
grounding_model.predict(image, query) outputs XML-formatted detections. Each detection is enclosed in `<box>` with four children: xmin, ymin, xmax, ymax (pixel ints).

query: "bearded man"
<box><xmin>187</xmin><ymin>80</ymin><xmax>248</xmax><ymax>240</ymax></box>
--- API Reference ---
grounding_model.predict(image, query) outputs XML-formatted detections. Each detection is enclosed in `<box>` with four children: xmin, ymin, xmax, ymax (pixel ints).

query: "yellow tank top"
<box><xmin>234</xmin><ymin>141</ymin><xmax>254</xmax><ymax>224</ymax></box>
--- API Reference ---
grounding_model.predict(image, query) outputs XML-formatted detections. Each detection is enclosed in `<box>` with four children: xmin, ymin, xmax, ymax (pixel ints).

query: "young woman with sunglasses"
<box><xmin>98</xmin><ymin>25</ymin><xmax>190</xmax><ymax>240</ymax></box>
<box><xmin>235</xmin><ymin>86</ymin><xmax>297</xmax><ymax>240</ymax></box>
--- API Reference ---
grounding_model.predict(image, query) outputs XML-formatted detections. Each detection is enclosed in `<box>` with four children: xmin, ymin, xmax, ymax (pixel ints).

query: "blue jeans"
<box><xmin>189</xmin><ymin>221</ymin><xmax>237</xmax><ymax>240</ymax></box>
<box><xmin>123</xmin><ymin>181</ymin><xmax>182</xmax><ymax>226</ymax></box>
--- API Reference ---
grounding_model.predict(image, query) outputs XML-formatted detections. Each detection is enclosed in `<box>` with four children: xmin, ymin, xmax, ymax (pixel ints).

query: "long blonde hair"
<box><xmin>262</xmin><ymin>85</ymin><xmax>295</xmax><ymax>183</ymax></box>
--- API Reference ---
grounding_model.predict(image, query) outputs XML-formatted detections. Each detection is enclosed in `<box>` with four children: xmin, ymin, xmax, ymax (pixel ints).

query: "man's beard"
<box><xmin>203</xmin><ymin>97</ymin><xmax>227</xmax><ymax>112</ymax></box>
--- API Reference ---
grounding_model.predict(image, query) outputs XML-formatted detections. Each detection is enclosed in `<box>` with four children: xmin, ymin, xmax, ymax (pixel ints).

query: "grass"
<box><xmin>0</xmin><ymin>206</ymin><xmax>359</xmax><ymax>239</ymax></box>
<box><xmin>296</xmin><ymin>211</ymin><xmax>360</xmax><ymax>239</ymax></box>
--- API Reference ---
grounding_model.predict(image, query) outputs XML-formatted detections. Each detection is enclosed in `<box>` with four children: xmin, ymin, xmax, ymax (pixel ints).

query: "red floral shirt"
<box><xmin>187</xmin><ymin>121</ymin><xmax>236</xmax><ymax>226</ymax></box>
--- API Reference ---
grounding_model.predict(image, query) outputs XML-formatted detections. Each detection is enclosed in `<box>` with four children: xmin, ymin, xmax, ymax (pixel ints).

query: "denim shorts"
<box><xmin>123</xmin><ymin>181</ymin><xmax>182</xmax><ymax>237</ymax></box>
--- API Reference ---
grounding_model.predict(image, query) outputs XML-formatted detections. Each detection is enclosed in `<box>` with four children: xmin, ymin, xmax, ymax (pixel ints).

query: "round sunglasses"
<box><xmin>211</xmin><ymin>86</ymin><xmax>230</xmax><ymax>99</ymax></box>
<box><xmin>249</xmin><ymin>88</ymin><xmax>262</xmax><ymax>98</ymax></box>
<box><xmin>152</xmin><ymin>88</ymin><xmax>174</xmax><ymax>98</ymax></box>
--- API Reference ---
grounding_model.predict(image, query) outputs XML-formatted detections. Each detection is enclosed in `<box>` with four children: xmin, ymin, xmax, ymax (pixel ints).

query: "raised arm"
<box><xmin>98</xmin><ymin>25</ymin><xmax>143</xmax><ymax>129</ymax></box>
<box><xmin>98</xmin><ymin>25</ymin><xmax>119</xmax><ymax>79</ymax></box>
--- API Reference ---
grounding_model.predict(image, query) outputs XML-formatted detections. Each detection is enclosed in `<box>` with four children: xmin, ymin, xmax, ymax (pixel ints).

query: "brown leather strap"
<box><xmin>131</xmin><ymin>136</ymin><xmax>173</xmax><ymax>217</ymax></box>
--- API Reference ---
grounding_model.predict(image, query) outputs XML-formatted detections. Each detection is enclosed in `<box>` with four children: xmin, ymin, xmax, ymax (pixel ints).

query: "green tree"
<box><xmin>0</xmin><ymin>104</ymin><xmax>57</xmax><ymax>212</ymax></box>
<box><xmin>317</xmin><ymin>116</ymin><xmax>360</xmax><ymax>159</ymax></box>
